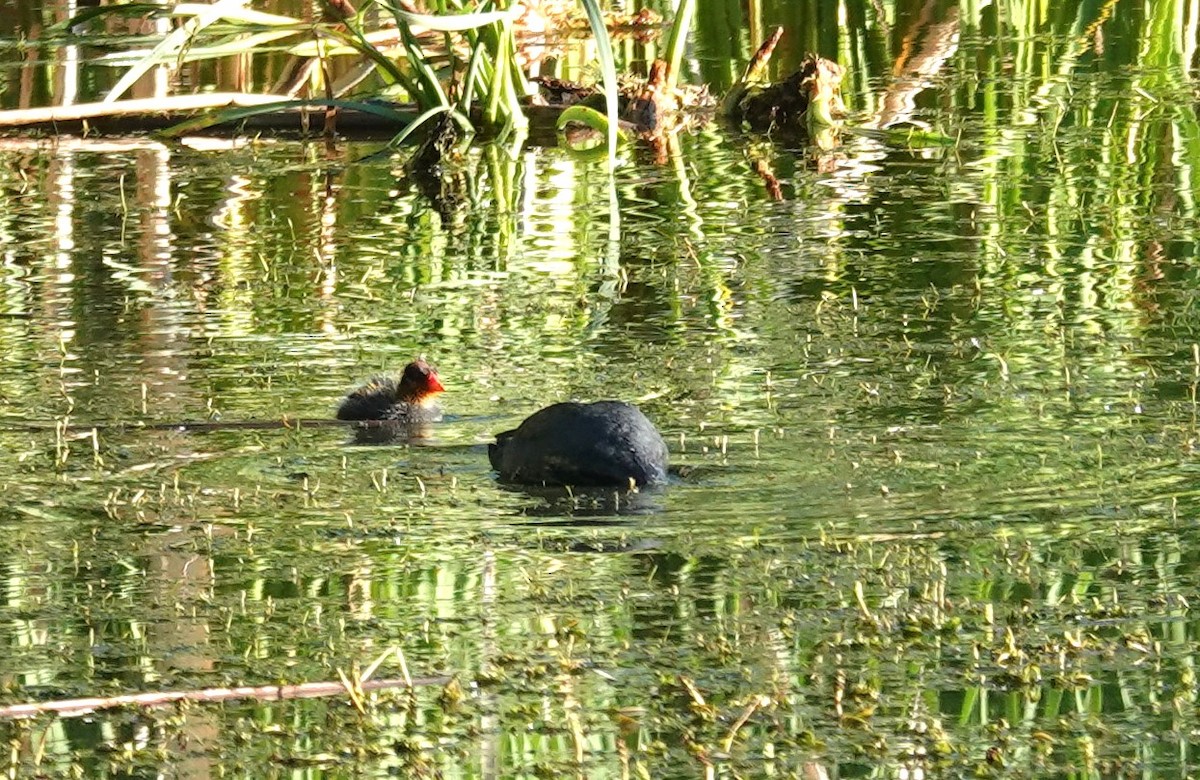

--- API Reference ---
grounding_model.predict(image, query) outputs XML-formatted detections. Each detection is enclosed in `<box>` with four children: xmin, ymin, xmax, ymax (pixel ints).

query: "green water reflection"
<box><xmin>2</xmin><ymin>0</ymin><xmax>1200</xmax><ymax>777</ymax></box>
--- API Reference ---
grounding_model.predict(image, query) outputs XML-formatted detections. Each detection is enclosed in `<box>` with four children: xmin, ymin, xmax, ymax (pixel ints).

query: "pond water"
<box><xmin>3</xmin><ymin>1</ymin><xmax>1200</xmax><ymax>778</ymax></box>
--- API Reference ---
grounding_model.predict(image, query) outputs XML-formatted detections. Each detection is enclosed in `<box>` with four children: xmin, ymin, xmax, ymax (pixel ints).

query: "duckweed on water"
<box><xmin>3</xmin><ymin>515</ymin><xmax>1197</xmax><ymax>776</ymax></box>
<box><xmin>7</xmin><ymin>416</ymin><xmax>1200</xmax><ymax>780</ymax></box>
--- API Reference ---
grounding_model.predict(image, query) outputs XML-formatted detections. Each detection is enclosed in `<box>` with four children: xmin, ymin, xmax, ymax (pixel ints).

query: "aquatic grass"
<box><xmin>102</xmin><ymin>0</ymin><xmax>286</xmax><ymax>103</ymax></box>
<box><xmin>555</xmin><ymin>105</ymin><xmax>626</xmax><ymax>145</ymax></box>
<box><xmin>65</xmin><ymin>0</ymin><xmax>554</xmax><ymax>135</ymax></box>
<box><xmin>36</xmin><ymin>0</ymin><xmax>676</xmax><ymax>150</ymax></box>
<box><xmin>376</xmin><ymin>1</ymin><xmax>531</xmax><ymax>114</ymax></box>
<box><xmin>663</xmin><ymin>0</ymin><xmax>696</xmax><ymax>96</ymax></box>
<box><xmin>92</xmin><ymin>29</ymin><xmax>303</xmax><ymax>68</ymax></box>
<box><xmin>310</xmin><ymin>17</ymin><xmax>414</xmax><ymax>96</ymax></box>
<box><xmin>578</xmin><ymin>0</ymin><xmax>620</xmax><ymax>166</ymax></box>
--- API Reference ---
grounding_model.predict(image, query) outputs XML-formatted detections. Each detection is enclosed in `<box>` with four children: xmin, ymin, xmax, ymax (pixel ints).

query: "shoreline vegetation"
<box><xmin>0</xmin><ymin>0</ymin><xmax>852</xmax><ymax>152</ymax></box>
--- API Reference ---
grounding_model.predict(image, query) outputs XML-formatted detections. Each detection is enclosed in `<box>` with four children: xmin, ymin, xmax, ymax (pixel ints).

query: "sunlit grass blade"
<box><xmin>318</xmin><ymin>23</ymin><xmax>418</xmax><ymax>98</ymax></box>
<box><xmin>481</xmin><ymin>20</ymin><xmax>527</xmax><ymax>131</ymax></box>
<box><xmin>458</xmin><ymin>29</ymin><xmax>489</xmax><ymax>110</ymax></box>
<box><xmin>556</xmin><ymin>105</ymin><xmax>622</xmax><ymax>137</ymax></box>
<box><xmin>484</xmin><ymin>23</ymin><xmax>511</xmax><ymax>126</ymax></box>
<box><xmin>663</xmin><ymin>0</ymin><xmax>696</xmax><ymax>94</ymax></box>
<box><xmin>104</xmin><ymin>0</ymin><xmax>277</xmax><ymax>103</ymax></box>
<box><xmin>362</xmin><ymin>0</ymin><xmax>531</xmax><ymax>128</ymax></box>
<box><xmin>95</xmin><ymin>30</ymin><xmax>300</xmax><ymax>67</ymax></box>
<box><xmin>395</xmin><ymin>21</ymin><xmax>449</xmax><ymax>110</ymax></box>
<box><xmin>499</xmin><ymin>21</ymin><xmax>529</xmax><ymax>131</ymax></box>
<box><xmin>378</xmin><ymin>0</ymin><xmax>448</xmax><ymax>111</ymax></box>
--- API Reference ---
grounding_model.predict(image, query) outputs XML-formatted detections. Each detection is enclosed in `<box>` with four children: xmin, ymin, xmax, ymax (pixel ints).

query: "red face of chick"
<box><xmin>399</xmin><ymin>360</ymin><xmax>445</xmax><ymax>403</ymax></box>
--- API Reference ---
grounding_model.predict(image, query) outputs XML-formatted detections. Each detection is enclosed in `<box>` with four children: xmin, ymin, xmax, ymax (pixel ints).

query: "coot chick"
<box><xmin>489</xmin><ymin>401</ymin><xmax>668</xmax><ymax>487</ymax></box>
<box><xmin>336</xmin><ymin>360</ymin><xmax>445</xmax><ymax>421</ymax></box>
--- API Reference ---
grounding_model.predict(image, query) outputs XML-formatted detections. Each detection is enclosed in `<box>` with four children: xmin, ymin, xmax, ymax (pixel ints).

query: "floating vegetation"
<box><xmin>3</xmin><ymin>522</ymin><xmax>1192</xmax><ymax>777</ymax></box>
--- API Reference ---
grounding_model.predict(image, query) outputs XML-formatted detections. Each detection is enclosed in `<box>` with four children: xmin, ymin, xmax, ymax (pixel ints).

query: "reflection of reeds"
<box><xmin>691</xmin><ymin>0</ymin><xmax>1200</xmax><ymax>425</ymax></box>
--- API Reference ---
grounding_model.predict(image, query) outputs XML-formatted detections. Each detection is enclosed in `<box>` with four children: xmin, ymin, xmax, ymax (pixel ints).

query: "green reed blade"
<box><xmin>578</xmin><ymin>0</ymin><xmax>619</xmax><ymax>167</ymax></box>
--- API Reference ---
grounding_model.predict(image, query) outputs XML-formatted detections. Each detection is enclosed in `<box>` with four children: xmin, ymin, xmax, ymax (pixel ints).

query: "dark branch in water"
<box><xmin>0</xmin><ymin>418</ymin><xmax>410</xmax><ymax>434</ymax></box>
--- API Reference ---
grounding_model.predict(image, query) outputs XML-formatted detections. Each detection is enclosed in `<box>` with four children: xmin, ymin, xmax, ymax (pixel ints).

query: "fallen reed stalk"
<box><xmin>0</xmin><ymin>675</ymin><xmax>448</xmax><ymax>720</ymax></box>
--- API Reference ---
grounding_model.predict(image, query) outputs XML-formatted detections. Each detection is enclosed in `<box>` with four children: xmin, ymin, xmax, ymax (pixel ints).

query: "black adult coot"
<box><xmin>336</xmin><ymin>360</ymin><xmax>445</xmax><ymax>421</ymax></box>
<box><xmin>489</xmin><ymin>401</ymin><xmax>668</xmax><ymax>487</ymax></box>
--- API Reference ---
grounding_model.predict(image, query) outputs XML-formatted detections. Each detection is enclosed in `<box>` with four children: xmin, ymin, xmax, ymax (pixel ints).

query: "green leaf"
<box><xmin>557</xmin><ymin>106</ymin><xmax>630</xmax><ymax>154</ymax></box>
<box><xmin>104</xmin><ymin>0</ymin><xmax>274</xmax><ymax>103</ymax></box>
<box><xmin>577</xmin><ymin>0</ymin><xmax>619</xmax><ymax>168</ymax></box>
<box><xmin>389</xmin><ymin>105</ymin><xmax>473</xmax><ymax>147</ymax></box>
<box><xmin>663</xmin><ymin>0</ymin><xmax>695</xmax><ymax>95</ymax></box>
<box><xmin>556</xmin><ymin>105</ymin><xmax>613</xmax><ymax>134</ymax></box>
<box><xmin>95</xmin><ymin>30</ymin><xmax>300</xmax><ymax>67</ymax></box>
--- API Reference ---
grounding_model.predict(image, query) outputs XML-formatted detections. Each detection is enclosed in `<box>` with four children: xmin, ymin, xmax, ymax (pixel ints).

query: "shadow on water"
<box><xmin>340</xmin><ymin>413</ymin><xmax>507</xmax><ymax>446</ymax></box>
<box><xmin>330</xmin><ymin>414</ymin><xmax>677</xmax><ymax>522</ymax></box>
<box><xmin>492</xmin><ymin>480</ymin><xmax>669</xmax><ymax>519</ymax></box>
<box><xmin>343</xmin><ymin>419</ymin><xmax>436</xmax><ymax>445</ymax></box>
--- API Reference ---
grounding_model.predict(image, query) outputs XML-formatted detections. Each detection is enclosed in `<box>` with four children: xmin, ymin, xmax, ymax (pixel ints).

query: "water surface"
<box><xmin>3</xmin><ymin>1</ymin><xmax>1200</xmax><ymax>777</ymax></box>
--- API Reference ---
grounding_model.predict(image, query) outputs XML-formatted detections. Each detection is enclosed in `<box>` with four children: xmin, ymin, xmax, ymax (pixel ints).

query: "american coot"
<box><xmin>336</xmin><ymin>360</ymin><xmax>445</xmax><ymax>421</ymax></box>
<box><xmin>489</xmin><ymin>401</ymin><xmax>668</xmax><ymax>487</ymax></box>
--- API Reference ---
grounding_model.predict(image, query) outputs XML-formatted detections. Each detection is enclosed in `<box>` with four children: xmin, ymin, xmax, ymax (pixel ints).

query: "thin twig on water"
<box><xmin>0</xmin><ymin>675</ymin><xmax>448</xmax><ymax>720</ymax></box>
